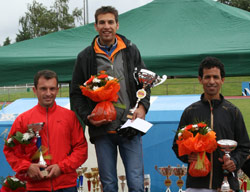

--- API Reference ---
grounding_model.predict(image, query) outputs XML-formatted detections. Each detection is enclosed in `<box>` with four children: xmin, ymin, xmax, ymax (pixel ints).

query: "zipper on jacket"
<box><xmin>208</xmin><ymin>100</ymin><xmax>214</xmax><ymax>189</ymax></box>
<box><xmin>46</xmin><ymin>108</ymin><xmax>53</xmax><ymax>191</ymax></box>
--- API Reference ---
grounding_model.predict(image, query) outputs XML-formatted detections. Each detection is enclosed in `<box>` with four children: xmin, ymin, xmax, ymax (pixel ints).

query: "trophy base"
<box><xmin>41</xmin><ymin>169</ymin><xmax>49</xmax><ymax>177</ymax></box>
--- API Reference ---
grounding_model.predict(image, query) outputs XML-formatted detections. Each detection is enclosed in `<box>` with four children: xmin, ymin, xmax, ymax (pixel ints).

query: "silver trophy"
<box><xmin>127</xmin><ymin>68</ymin><xmax>167</xmax><ymax>119</ymax></box>
<box><xmin>28</xmin><ymin>122</ymin><xmax>48</xmax><ymax>177</ymax></box>
<box><xmin>217</xmin><ymin>139</ymin><xmax>238</xmax><ymax>192</ymax></box>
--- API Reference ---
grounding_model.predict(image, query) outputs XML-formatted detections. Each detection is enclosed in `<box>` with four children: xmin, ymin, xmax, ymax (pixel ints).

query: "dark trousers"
<box><xmin>28</xmin><ymin>186</ymin><xmax>77</xmax><ymax>192</ymax></box>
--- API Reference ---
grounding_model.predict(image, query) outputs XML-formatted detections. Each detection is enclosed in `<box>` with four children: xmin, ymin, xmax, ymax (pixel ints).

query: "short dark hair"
<box><xmin>95</xmin><ymin>6</ymin><xmax>118</xmax><ymax>24</ymax></box>
<box><xmin>198</xmin><ymin>57</ymin><xmax>225</xmax><ymax>78</ymax></box>
<box><xmin>34</xmin><ymin>70</ymin><xmax>58</xmax><ymax>88</ymax></box>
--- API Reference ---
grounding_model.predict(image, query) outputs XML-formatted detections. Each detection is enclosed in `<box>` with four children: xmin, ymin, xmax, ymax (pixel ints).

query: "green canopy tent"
<box><xmin>1</xmin><ymin>0</ymin><xmax>250</xmax><ymax>86</ymax></box>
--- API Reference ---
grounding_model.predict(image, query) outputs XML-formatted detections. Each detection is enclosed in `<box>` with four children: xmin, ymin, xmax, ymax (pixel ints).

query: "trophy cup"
<box><xmin>91</xmin><ymin>168</ymin><xmax>99</xmax><ymax>192</ymax></box>
<box><xmin>27</xmin><ymin>122</ymin><xmax>48</xmax><ymax>177</ymax></box>
<box><xmin>217</xmin><ymin>139</ymin><xmax>238</xmax><ymax>192</ymax></box>
<box><xmin>155</xmin><ymin>165</ymin><xmax>173</xmax><ymax>192</ymax></box>
<box><xmin>118</xmin><ymin>175</ymin><xmax>126</xmax><ymax>192</ymax></box>
<box><xmin>173</xmin><ymin>164</ymin><xmax>187</xmax><ymax>192</ymax></box>
<box><xmin>84</xmin><ymin>172</ymin><xmax>93</xmax><ymax>192</ymax></box>
<box><xmin>127</xmin><ymin>68</ymin><xmax>167</xmax><ymax>119</ymax></box>
<box><xmin>76</xmin><ymin>166</ymin><xmax>87</xmax><ymax>192</ymax></box>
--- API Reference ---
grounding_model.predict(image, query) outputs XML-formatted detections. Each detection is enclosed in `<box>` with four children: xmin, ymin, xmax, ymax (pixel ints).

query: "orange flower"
<box><xmin>176</xmin><ymin>122</ymin><xmax>217</xmax><ymax>177</ymax></box>
<box><xmin>80</xmin><ymin>71</ymin><xmax>120</xmax><ymax>121</ymax></box>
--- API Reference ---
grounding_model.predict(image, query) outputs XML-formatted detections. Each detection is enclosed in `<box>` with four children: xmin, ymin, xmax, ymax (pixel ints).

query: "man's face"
<box><xmin>95</xmin><ymin>13</ymin><xmax>119</xmax><ymax>46</ymax></box>
<box><xmin>198</xmin><ymin>67</ymin><xmax>224</xmax><ymax>100</ymax></box>
<box><xmin>33</xmin><ymin>77</ymin><xmax>59</xmax><ymax>108</ymax></box>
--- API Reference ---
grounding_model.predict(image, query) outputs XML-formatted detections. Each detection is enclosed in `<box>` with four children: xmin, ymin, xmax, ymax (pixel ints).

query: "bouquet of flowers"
<box><xmin>0</xmin><ymin>175</ymin><xmax>26</xmax><ymax>192</ymax></box>
<box><xmin>4</xmin><ymin>127</ymin><xmax>51</xmax><ymax>180</ymax></box>
<box><xmin>80</xmin><ymin>71</ymin><xmax>120</xmax><ymax>121</ymax></box>
<box><xmin>5</xmin><ymin>129</ymin><xmax>38</xmax><ymax>161</ymax></box>
<box><xmin>176</xmin><ymin>122</ymin><xmax>217</xmax><ymax>177</ymax></box>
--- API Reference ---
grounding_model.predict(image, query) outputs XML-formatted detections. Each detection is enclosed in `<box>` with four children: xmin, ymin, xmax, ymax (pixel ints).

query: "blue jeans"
<box><xmin>94</xmin><ymin>133</ymin><xmax>144</xmax><ymax>192</ymax></box>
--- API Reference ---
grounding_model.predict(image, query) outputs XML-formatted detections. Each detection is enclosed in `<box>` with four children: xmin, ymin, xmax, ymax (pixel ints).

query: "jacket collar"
<box><xmin>201</xmin><ymin>93</ymin><xmax>224</xmax><ymax>108</ymax></box>
<box><xmin>37</xmin><ymin>101</ymin><xmax>57</xmax><ymax>113</ymax></box>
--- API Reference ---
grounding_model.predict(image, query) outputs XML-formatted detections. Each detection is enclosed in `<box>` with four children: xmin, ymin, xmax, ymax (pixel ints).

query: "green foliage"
<box><xmin>0</xmin><ymin>176</ymin><xmax>4</xmax><ymax>185</ymax></box>
<box><xmin>16</xmin><ymin>0</ymin><xmax>83</xmax><ymax>42</ymax></box>
<box><xmin>218</xmin><ymin>0</ymin><xmax>250</xmax><ymax>12</ymax></box>
<box><xmin>3</xmin><ymin>37</ymin><xmax>11</xmax><ymax>46</ymax></box>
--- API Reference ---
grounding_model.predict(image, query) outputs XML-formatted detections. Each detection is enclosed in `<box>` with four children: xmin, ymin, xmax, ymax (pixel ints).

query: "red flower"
<box><xmin>97</xmin><ymin>74</ymin><xmax>108</xmax><ymax>79</ymax></box>
<box><xmin>197</xmin><ymin>123</ymin><xmax>207</xmax><ymax>128</ymax></box>
<box><xmin>185</xmin><ymin>124</ymin><xmax>193</xmax><ymax>131</ymax></box>
<box><xmin>85</xmin><ymin>76</ymin><xmax>95</xmax><ymax>85</ymax></box>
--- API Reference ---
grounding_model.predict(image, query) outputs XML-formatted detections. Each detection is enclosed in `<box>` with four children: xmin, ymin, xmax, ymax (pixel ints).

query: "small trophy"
<box><xmin>84</xmin><ymin>172</ymin><xmax>93</xmax><ymax>192</ymax></box>
<box><xmin>155</xmin><ymin>165</ymin><xmax>173</xmax><ymax>192</ymax></box>
<box><xmin>217</xmin><ymin>139</ymin><xmax>238</xmax><ymax>192</ymax></box>
<box><xmin>28</xmin><ymin>122</ymin><xmax>48</xmax><ymax>177</ymax></box>
<box><xmin>144</xmin><ymin>174</ymin><xmax>151</xmax><ymax>192</ymax></box>
<box><xmin>127</xmin><ymin>68</ymin><xmax>167</xmax><ymax>119</ymax></box>
<box><xmin>173</xmin><ymin>164</ymin><xmax>187</xmax><ymax>192</ymax></box>
<box><xmin>91</xmin><ymin>167</ymin><xmax>99</xmax><ymax>192</ymax></box>
<box><xmin>118</xmin><ymin>175</ymin><xmax>126</xmax><ymax>192</ymax></box>
<box><xmin>76</xmin><ymin>166</ymin><xmax>87</xmax><ymax>192</ymax></box>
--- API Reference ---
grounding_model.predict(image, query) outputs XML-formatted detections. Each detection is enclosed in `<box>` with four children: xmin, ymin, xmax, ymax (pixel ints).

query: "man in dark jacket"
<box><xmin>172</xmin><ymin>57</ymin><xmax>250</xmax><ymax>192</ymax></box>
<box><xmin>70</xmin><ymin>6</ymin><xmax>150</xmax><ymax>192</ymax></box>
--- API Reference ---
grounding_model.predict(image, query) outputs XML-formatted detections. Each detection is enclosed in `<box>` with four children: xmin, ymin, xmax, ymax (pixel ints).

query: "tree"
<box><xmin>218</xmin><ymin>0</ymin><xmax>250</xmax><ymax>12</ymax></box>
<box><xmin>16</xmin><ymin>0</ymin><xmax>83</xmax><ymax>42</ymax></box>
<box><xmin>3</xmin><ymin>37</ymin><xmax>11</xmax><ymax>46</ymax></box>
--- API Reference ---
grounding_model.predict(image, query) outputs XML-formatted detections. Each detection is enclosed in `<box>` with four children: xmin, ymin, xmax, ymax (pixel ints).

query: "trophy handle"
<box><xmin>154</xmin><ymin>165</ymin><xmax>161</xmax><ymax>175</ymax></box>
<box><xmin>133</xmin><ymin>67</ymin><xmax>140</xmax><ymax>85</ymax></box>
<box><xmin>152</xmin><ymin>75</ymin><xmax>167</xmax><ymax>87</ymax></box>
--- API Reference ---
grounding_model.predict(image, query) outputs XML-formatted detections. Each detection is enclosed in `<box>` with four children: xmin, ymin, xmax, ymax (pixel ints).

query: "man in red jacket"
<box><xmin>4</xmin><ymin>70</ymin><xmax>88</xmax><ymax>192</ymax></box>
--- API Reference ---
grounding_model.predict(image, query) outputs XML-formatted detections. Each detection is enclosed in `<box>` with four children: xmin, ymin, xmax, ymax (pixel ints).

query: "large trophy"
<box><xmin>217</xmin><ymin>139</ymin><xmax>238</xmax><ymax>192</ymax></box>
<box><xmin>127</xmin><ymin>68</ymin><xmax>167</xmax><ymax>119</ymax></box>
<box><xmin>155</xmin><ymin>165</ymin><xmax>173</xmax><ymax>192</ymax></box>
<box><xmin>27</xmin><ymin>122</ymin><xmax>48</xmax><ymax>176</ymax></box>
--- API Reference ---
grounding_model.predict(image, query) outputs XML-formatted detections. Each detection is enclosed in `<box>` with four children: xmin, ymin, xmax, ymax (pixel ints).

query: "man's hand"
<box><xmin>87</xmin><ymin>113</ymin><xmax>112</xmax><ymax>127</ymax></box>
<box><xmin>218</xmin><ymin>155</ymin><xmax>236</xmax><ymax>172</ymax></box>
<box><xmin>46</xmin><ymin>164</ymin><xmax>61</xmax><ymax>179</ymax></box>
<box><xmin>27</xmin><ymin>163</ymin><xmax>47</xmax><ymax>180</ymax></box>
<box><xmin>132</xmin><ymin>104</ymin><xmax>146</xmax><ymax>120</ymax></box>
<box><xmin>188</xmin><ymin>152</ymin><xmax>198</xmax><ymax>163</ymax></box>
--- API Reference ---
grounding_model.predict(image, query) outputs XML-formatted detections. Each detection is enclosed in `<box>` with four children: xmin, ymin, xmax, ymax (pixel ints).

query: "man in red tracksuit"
<box><xmin>4</xmin><ymin>70</ymin><xmax>88</xmax><ymax>192</ymax></box>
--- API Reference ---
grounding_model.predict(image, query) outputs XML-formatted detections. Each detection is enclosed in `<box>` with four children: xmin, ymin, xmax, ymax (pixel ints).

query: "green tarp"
<box><xmin>1</xmin><ymin>0</ymin><xmax>250</xmax><ymax>86</ymax></box>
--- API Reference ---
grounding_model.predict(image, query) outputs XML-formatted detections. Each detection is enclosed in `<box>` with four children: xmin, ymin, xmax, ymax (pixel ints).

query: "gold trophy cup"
<box><xmin>173</xmin><ymin>164</ymin><xmax>187</xmax><ymax>192</ymax></box>
<box><xmin>155</xmin><ymin>165</ymin><xmax>174</xmax><ymax>192</ymax></box>
<box><xmin>118</xmin><ymin>175</ymin><xmax>126</xmax><ymax>192</ymax></box>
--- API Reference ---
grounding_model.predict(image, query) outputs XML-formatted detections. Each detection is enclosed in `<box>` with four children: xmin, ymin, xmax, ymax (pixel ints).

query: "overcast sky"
<box><xmin>0</xmin><ymin>0</ymin><xmax>153</xmax><ymax>45</ymax></box>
